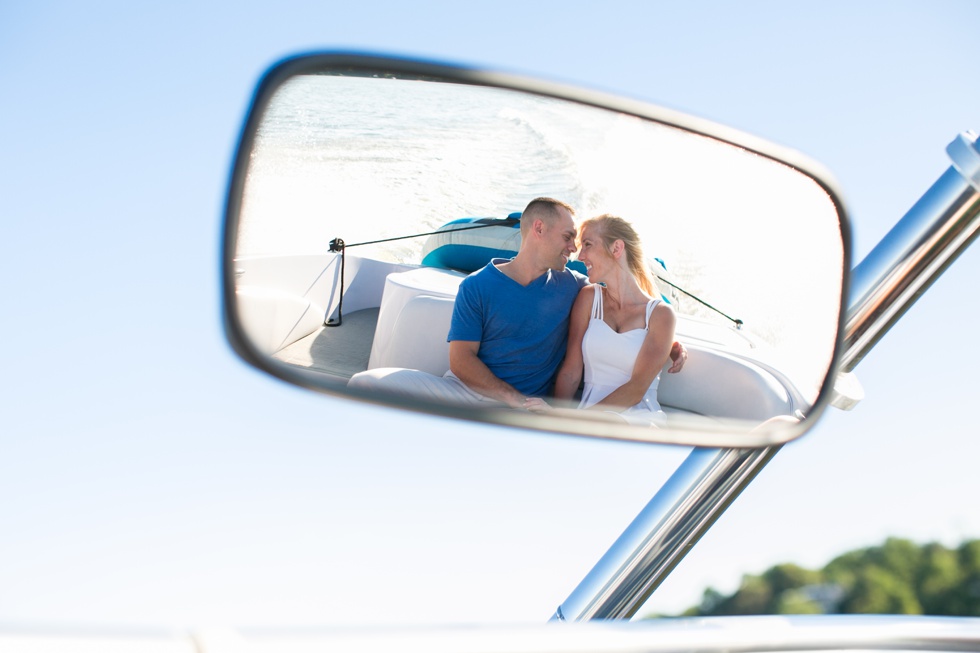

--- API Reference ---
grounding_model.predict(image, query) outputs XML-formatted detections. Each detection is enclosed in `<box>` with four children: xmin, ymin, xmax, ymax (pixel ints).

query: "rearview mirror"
<box><xmin>222</xmin><ymin>53</ymin><xmax>850</xmax><ymax>447</ymax></box>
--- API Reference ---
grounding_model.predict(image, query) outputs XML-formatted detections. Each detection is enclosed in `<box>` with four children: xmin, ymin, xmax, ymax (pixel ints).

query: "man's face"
<box><xmin>544</xmin><ymin>208</ymin><xmax>578</xmax><ymax>271</ymax></box>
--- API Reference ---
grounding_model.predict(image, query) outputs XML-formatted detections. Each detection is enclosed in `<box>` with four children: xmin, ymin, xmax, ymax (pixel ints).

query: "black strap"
<box><xmin>656</xmin><ymin>275</ymin><xmax>742</xmax><ymax>329</ymax></box>
<box><xmin>324</xmin><ymin>218</ymin><xmax>742</xmax><ymax>330</ymax></box>
<box><xmin>324</xmin><ymin>219</ymin><xmax>519</xmax><ymax>327</ymax></box>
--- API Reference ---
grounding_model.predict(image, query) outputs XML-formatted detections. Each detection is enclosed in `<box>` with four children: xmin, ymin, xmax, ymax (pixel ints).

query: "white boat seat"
<box><xmin>657</xmin><ymin>346</ymin><xmax>794</xmax><ymax>421</ymax></box>
<box><xmin>368</xmin><ymin>267</ymin><xmax>466</xmax><ymax>374</ymax></box>
<box><xmin>367</xmin><ymin>267</ymin><xmax>796</xmax><ymax>424</ymax></box>
<box><xmin>372</xmin><ymin>294</ymin><xmax>455</xmax><ymax>376</ymax></box>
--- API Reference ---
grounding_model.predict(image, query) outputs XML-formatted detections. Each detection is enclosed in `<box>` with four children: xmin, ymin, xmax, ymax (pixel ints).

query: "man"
<box><xmin>447</xmin><ymin>197</ymin><xmax>585</xmax><ymax>408</ymax></box>
<box><xmin>348</xmin><ymin>197</ymin><xmax>684</xmax><ymax>407</ymax></box>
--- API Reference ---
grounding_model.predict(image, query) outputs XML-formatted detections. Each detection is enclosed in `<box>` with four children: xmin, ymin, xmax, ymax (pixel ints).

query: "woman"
<box><xmin>536</xmin><ymin>214</ymin><xmax>676</xmax><ymax>426</ymax></box>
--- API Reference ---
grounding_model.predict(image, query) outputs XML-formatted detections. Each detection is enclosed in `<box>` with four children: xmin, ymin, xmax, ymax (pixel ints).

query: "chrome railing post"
<box><xmin>554</xmin><ymin>132</ymin><xmax>980</xmax><ymax>622</ymax></box>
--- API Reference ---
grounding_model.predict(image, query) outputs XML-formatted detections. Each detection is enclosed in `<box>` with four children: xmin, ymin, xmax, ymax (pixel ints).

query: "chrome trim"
<box><xmin>949</xmin><ymin>131</ymin><xmax>980</xmax><ymax>191</ymax></box>
<box><xmin>222</xmin><ymin>51</ymin><xmax>852</xmax><ymax>450</ymax></box>
<box><xmin>553</xmin><ymin>447</ymin><xmax>776</xmax><ymax>621</ymax></box>
<box><xmin>843</xmin><ymin>131</ymin><xmax>980</xmax><ymax>371</ymax></box>
<box><xmin>556</xmin><ymin>131</ymin><xmax>980</xmax><ymax>622</ymax></box>
<box><xmin>5</xmin><ymin>616</ymin><xmax>980</xmax><ymax>653</ymax></box>
<box><xmin>241</xmin><ymin>617</ymin><xmax>980</xmax><ymax>652</ymax></box>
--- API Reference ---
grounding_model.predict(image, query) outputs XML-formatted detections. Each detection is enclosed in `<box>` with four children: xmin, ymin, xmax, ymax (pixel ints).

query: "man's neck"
<box><xmin>495</xmin><ymin>254</ymin><xmax>550</xmax><ymax>287</ymax></box>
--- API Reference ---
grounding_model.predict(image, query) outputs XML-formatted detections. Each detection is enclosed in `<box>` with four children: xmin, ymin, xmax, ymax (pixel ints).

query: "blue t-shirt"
<box><xmin>448</xmin><ymin>259</ymin><xmax>588</xmax><ymax>397</ymax></box>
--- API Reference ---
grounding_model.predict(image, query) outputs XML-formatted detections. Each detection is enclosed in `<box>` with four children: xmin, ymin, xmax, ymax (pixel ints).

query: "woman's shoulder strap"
<box><xmin>591</xmin><ymin>284</ymin><xmax>603</xmax><ymax>320</ymax></box>
<box><xmin>644</xmin><ymin>298</ymin><xmax>661</xmax><ymax>329</ymax></box>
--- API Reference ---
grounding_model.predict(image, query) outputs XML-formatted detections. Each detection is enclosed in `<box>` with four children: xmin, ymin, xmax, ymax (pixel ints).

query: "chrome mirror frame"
<box><xmin>221</xmin><ymin>51</ymin><xmax>852</xmax><ymax>448</ymax></box>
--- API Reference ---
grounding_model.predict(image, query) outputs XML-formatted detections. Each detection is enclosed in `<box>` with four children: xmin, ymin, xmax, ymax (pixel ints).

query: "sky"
<box><xmin>2</xmin><ymin>0</ymin><xmax>979</xmax><ymax>633</ymax></box>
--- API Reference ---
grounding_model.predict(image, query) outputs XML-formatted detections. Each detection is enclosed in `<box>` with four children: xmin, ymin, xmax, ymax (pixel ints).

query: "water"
<box><xmin>236</xmin><ymin>73</ymin><xmax>846</xmax><ymax>402</ymax></box>
<box><xmin>240</xmin><ymin>76</ymin><xmax>596</xmax><ymax>260</ymax></box>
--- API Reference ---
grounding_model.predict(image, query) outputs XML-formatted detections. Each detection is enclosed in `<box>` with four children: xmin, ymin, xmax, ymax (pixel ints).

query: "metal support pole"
<box><xmin>554</xmin><ymin>132</ymin><xmax>980</xmax><ymax>622</ymax></box>
<box><xmin>843</xmin><ymin>131</ymin><xmax>980</xmax><ymax>371</ymax></box>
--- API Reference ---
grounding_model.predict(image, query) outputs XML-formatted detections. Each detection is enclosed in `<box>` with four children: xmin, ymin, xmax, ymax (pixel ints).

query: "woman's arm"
<box><xmin>588</xmin><ymin>302</ymin><xmax>676</xmax><ymax>412</ymax></box>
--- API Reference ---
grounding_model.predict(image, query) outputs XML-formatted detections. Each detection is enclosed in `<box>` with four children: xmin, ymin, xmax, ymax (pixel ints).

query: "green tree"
<box><xmin>687</xmin><ymin>565</ymin><xmax>821</xmax><ymax>616</ymax></box>
<box><xmin>713</xmin><ymin>573</ymin><xmax>772</xmax><ymax>615</ymax></box>
<box><xmin>658</xmin><ymin>538</ymin><xmax>980</xmax><ymax>619</ymax></box>
<box><xmin>917</xmin><ymin>542</ymin><xmax>960</xmax><ymax>614</ymax></box>
<box><xmin>948</xmin><ymin>540</ymin><xmax>980</xmax><ymax>616</ymax></box>
<box><xmin>838</xmin><ymin>565</ymin><xmax>921</xmax><ymax>614</ymax></box>
<box><xmin>762</xmin><ymin>563</ymin><xmax>821</xmax><ymax>597</ymax></box>
<box><xmin>773</xmin><ymin>587</ymin><xmax>825</xmax><ymax>614</ymax></box>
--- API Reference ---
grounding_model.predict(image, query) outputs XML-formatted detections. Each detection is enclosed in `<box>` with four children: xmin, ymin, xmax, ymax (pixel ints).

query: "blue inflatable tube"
<box><xmin>421</xmin><ymin>213</ymin><xmax>523</xmax><ymax>273</ymax></box>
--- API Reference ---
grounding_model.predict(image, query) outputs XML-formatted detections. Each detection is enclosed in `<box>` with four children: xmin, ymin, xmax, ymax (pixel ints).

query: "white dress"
<box><xmin>579</xmin><ymin>285</ymin><xmax>667</xmax><ymax>426</ymax></box>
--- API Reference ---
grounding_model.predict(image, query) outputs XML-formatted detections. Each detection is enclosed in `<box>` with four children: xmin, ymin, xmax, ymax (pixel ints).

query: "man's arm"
<box><xmin>449</xmin><ymin>340</ymin><xmax>526</xmax><ymax>409</ymax></box>
<box><xmin>667</xmin><ymin>340</ymin><xmax>687</xmax><ymax>373</ymax></box>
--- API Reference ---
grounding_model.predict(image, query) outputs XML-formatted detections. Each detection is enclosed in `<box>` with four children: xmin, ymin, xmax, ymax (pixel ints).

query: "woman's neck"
<box><xmin>601</xmin><ymin>268</ymin><xmax>645</xmax><ymax>308</ymax></box>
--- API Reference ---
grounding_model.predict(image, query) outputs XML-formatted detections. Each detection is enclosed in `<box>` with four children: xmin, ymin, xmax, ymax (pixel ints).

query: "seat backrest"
<box><xmin>658</xmin><ymin>345</ymin><xmax>794</xmax><ymax>421</ymax></box>
<box><xmin>367</xmin><ymin>266</ymin><xmax>797</xmax><ymax>423</ymax></box>
<box><xmin>375</xmin><ymin>294</ymin><xmax>456</xmax><ymax>376</ymax></box>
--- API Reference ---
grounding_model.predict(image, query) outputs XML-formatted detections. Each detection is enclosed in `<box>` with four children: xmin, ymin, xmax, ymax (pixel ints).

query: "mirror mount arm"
<box><xmin>842</xmin><ymin>130</ymin><xmax>980</xmax><ymax>372</ymax></box>
<box><xmin>553</xmin><ymin>446</ymin><xmax>777</xmax><ymax>621</ymax></box>
<box><xmin>555</xmin><ymin>131</ymin><xmax>980</xmax><ymax>622</ymax></box>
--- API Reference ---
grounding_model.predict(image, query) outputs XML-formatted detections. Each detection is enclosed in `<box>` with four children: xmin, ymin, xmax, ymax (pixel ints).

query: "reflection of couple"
<box><xmin>349</xmin><ymin>197</ymin><xmax>685</xmax><ymax>426</ymax></box>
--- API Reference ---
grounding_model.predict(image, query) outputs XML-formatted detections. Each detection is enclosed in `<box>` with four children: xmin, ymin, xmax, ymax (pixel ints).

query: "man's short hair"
<box><xmin>521</xmin><ymin>197</ymin><xmax>575</xmax><ymax>234</ymax></box>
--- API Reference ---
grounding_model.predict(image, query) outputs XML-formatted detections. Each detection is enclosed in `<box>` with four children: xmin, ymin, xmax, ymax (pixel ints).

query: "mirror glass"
<box><xmin>226</xmin><ymin>60</ymin><xmax>846</xmax><ymax>447</ymax></box>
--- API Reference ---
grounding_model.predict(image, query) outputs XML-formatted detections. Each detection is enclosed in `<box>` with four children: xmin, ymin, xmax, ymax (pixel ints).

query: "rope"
<box><xmin>334</xmin><ymin>217</ymin><xmax>520</xmax><ymax>250</ymax></box>
<box><xmin>656</xmin><ymin>275</ymin><xmax>742</xmax><ymax>329</ymax></box>
<box><xmin>323</xmin><ymin>217</ymin><xmax>742</xmax><ymax>330</ymax></box>
<box><xmin>324</xmin><ymin>218</ymin><xmax>519</xmax><ymax>327</ymax></box>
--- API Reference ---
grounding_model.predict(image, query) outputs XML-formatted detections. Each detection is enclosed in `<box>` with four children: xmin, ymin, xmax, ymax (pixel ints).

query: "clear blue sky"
<box><xmin>2</xmin><ymin>0</ymin><xmax>979</xmax><ymax>629</ymax></box>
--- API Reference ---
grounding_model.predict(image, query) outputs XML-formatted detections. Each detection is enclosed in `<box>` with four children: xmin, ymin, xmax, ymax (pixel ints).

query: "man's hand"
<box><xmin>449</xmin><ymin>339</ymin><xmax>526</xmax><ymax>408</ymax></box>
<box><xmin>522</xmin><ymin>396</ymin><xmax>551</xmax><ymax>412</ymax></box>
<box><xmin>667</xmin><ymin>341</ymin><xmax>687</xmax><ymax>373</ymax></box>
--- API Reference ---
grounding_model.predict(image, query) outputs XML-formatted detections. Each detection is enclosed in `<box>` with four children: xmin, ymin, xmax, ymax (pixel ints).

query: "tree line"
<box><xmin>660</xmin><ymin>537</ymin><xmax>980</xmax><ymax>617</ymax></box>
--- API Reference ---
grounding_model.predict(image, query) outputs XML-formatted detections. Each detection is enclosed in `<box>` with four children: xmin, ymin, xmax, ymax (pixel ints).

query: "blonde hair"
<box><xmin>581</xmin><ymin>214</ymin><xmax>656</xmax><ymax>296</ymax></box>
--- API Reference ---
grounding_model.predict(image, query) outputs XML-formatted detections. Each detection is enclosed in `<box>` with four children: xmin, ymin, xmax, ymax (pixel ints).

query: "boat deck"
<box><xmin>273</xmin><ymin>308</ymin><xmax>379</xmax><ymax>380</ymax></box>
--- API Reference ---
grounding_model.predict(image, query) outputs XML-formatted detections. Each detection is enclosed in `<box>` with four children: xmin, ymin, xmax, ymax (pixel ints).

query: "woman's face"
<box><xmin>576</xmin><ymin>224</ymin><xmax>613</xmax><ymax>284</ymax></box>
